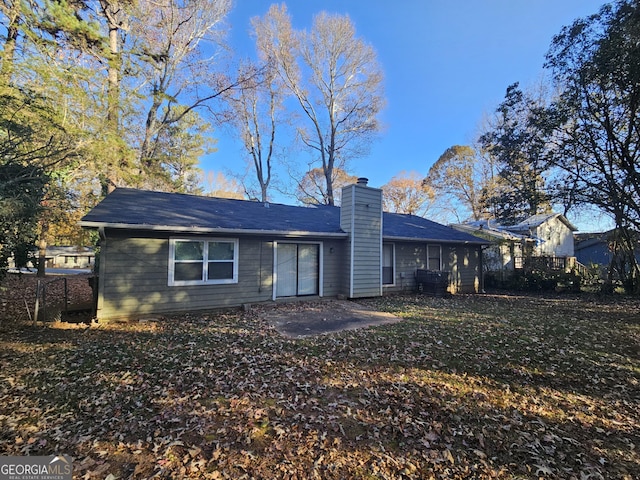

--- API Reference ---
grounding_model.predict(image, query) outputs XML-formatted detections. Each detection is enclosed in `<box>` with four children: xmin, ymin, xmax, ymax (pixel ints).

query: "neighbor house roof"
<box><xmin>574</xmin><ymin>229</ymin><xmax>640</xmax><ymax>251</ymax></box>
<box><xmin>42</xmin><ymin>246</ymin><xmax>95</xmax><ymax>257</ymax></box>
<box><xmin>80</xmin><ymin>188</ymin><xmax>487</xmax><ymax>245</ymax></box>
<box><xmin>507</xmin><ymin>213</ymin><xmax>578</xmax><ymax>233</ymax></box>
<box><xmin>451</xmin><ymin>221</ymin><xmax>532</xmax><ymax>243</ymax></box>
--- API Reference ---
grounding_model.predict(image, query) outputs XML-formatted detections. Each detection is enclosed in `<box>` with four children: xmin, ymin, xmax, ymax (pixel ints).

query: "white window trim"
<box><xmin>382</xmin><ymin>243</ymin><xmax>396</xmax><ymax>287</ymax></box>
<box><xmin>427</xmin><ymin>244</ymin><xmax>442</xmax><ymax>271</ymax></box>
<box><xmin>272</xmin><ymin>241</ymin><xmax>324</xmax><ymax>300</ymax></box>
<box><xmin>168</xmin><ymin>237</ymin><xmax>239</xmax><ymax>286</ymax></box>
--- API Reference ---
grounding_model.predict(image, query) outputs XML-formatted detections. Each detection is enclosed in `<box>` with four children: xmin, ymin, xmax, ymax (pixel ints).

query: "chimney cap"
<box><xmin>356</xmin><ymin>177</ymin><xmax>369</xmax><ymax>186</ymax></box>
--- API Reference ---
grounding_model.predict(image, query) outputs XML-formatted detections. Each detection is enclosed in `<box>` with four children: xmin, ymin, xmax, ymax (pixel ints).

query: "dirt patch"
<box><xmin>260</xmin><ymin>299</ymin><xmax>401</xmax><ymax>338</ymax></box>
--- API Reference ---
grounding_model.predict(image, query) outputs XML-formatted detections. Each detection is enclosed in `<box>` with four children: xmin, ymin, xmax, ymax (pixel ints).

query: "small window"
<box><xmin>427</xmin><ymin>245</ymin><xmax>442</xmax><ymax>271</ymax></box>
<box><xmin>382</xmin><ymin>243</ymin><xmax>395</xmax><ymax>285</ymax></box>
<box><xmin>169</xmin><ymin>238</ymin><xmax>238</xmax><ymax>286</ymax></box>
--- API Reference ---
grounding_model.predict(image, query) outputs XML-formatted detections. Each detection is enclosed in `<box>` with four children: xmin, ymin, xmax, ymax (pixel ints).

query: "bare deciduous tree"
<box><xmin>227</xmin><ymin>60</ymin><xmax>284</xmax><ymax>203</ymax></box>
<box><xmin>252</xmin><ymin>4</ymin><xmax>384</xmax><ymax>205</ymax></box>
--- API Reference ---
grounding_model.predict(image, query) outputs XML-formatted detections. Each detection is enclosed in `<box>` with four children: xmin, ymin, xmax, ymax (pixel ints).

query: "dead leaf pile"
<box><xmin>0</xmin><ymin>293</ymin><xmax>638</xmax><ymax>479</ymax></box>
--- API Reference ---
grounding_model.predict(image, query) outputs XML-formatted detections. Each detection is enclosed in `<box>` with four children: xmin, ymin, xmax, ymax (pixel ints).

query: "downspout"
<box><xmin>272</xmin><ymin>241</ymin><xmax>278</xmax><ymax>301</ymax></box>
<box><xmin>96</xmin><ymin>227</ymin><xmax>107</xmax><ymax>318</ymax></box>
<box><xmin>479</xmin><ymin>245</ymin><xmax>486</xmax><ymax>293</ymax></box>
<box><xmin>258</xmin><ymin>241</ymin><xmax>263</xmax><ymax>293</ymax></box>
<box><xmin>318</xmin><ymin>242</ymin><xmax>324</xmax><ymax>297</ymax></box>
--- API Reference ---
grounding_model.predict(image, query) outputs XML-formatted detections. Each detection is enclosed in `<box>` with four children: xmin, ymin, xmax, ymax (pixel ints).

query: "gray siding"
<box><xmin>445</xmin><ymin>245</ymin><xmax>482</xmax><ymax>293</ymax></box>
<box><xmin>97</xmin><ymin>230</ymin><xmax>344</xmax><ymax>320</ymax></box>
<box><xmin>339</xmin><ymin>187</ymin><xmax>354</xmax><ymax>296</ymax></box>
<box><xmin>341</xmin><ymin>184</ymin><xmax>383</xmax><ymax>298</ymax></box>
<box><xmin>339</xmin><ymin>186</ymin><xmax>354</xmax><ymax>234</ymax></box>
<box><xmin>383</xmin><ymin>243</ymin><xmax>426</xmax><ymax>293</ymax></box>
<box><xmin>322</xmin><ymin>239</ymin><xmax>345</xmax><ymax>297</ymax></box>
<box><xmin>382</xmin><ymin>242</ymin><xmax>483</xmax><ymax>295</ymax></box>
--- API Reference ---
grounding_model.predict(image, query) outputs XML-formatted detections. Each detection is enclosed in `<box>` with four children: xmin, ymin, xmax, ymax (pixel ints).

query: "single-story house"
<box><xmin>575</xmin><ymin>229</ymin><xmax>640</xmax><ymax>269</ymax></box>
<box><xmin>80</xmin><ymin>179</ymin><xmax>488</xmax><ymax>321</ymax></box>
<box><xmin>453</xmin><ymin>213</ymin><xmax>578</xmax><ymax>273</ymax></box>
<box><xmin>40</xmin><ymin>246</ymin><xmax>96</xmax><ymax>269</ymax></box>
<box><xmin>452</xmin><ymin>220</ymin><xmax>534</xmax><ymax>271</ymax></box>
<box><xmin>506</xmin><ymin>213</ymin><xmax>577</xmax><ymax>258</ymax></box>
<box><xmin>8</xmin><ymin>246</ymin><xmax>95</xmax><ymax>270</ymax></box>
<box><xmin>574</xmin><ymin>231</ymin><xmax>613</xmax><ymax>267</ymax></box>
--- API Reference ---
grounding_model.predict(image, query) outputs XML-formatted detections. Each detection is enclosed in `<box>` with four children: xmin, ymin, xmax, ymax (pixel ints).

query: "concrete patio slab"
<box><xmin>262</xmin><ymin>299</ymin><xmax>401</xmax><ymax>338</ymax></box>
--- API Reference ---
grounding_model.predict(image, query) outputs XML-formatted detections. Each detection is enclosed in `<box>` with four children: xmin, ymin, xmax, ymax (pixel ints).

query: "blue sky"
<box><xmin>202</xmin><ymin>0</ymin><xmax>610</xmax><ymax>231</ymax></box>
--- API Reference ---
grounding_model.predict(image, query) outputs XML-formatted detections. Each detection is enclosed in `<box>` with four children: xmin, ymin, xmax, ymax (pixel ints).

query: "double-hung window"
<box><xmin>382</xmin><ymin>243</ymin><xmax>395</xmax><ymax>285</ymax></box>
<box><xmin>169</xmin><ymin>238</ymin><xmax>238</xmax><ymax>286</ymax></box>
<box><xmin>427</xmin><ymin>244</ymin><xmax>442</xmax><ymax>271</ymax></box>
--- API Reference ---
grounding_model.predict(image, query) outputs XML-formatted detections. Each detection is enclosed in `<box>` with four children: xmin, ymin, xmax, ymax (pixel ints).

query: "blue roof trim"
<box><xmin>81</xmin><ymin>188</ymin><xmax>487</xmax><ymax>244</ymax></box>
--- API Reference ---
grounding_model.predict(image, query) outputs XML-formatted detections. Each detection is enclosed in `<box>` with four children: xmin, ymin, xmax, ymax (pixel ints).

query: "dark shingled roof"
<box><xmin>80</xmin><ymin>188</ymin><xmax>344</xmax><ymax>235</ymax></box>
<box><xmin>81</xmin><ymin>188</ymin><xmax>487</xmax><ymax>244</ymax></box>
<box><xmin>382</xmin><ymin>212</ymin><xmax>486</xmax><ymax>244</ymax></box>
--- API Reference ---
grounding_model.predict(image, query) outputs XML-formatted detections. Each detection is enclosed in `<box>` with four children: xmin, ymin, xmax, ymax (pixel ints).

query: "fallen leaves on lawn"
<box><xmin>0</xmin><ymin>273</ymin><xmax>93</xmax><ymax>325</ymax></box>
<box><xmin>0</xmin><ymin>293</ymin><xmax>638</xmax><ymax>479</ymax></box>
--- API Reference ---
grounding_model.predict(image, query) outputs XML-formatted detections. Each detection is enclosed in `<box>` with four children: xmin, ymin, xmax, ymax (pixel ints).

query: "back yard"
<box><xmin>0</xmin><ymin>293</ymin><xmax>638</xmax><ymax>479</ymax></box>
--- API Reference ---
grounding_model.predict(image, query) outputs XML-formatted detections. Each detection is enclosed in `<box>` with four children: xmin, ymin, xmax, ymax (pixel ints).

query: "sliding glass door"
<box><xmin>276</xmin><ymin>243</ymin><xmax>319</xmax><ymax>297</ymax></box>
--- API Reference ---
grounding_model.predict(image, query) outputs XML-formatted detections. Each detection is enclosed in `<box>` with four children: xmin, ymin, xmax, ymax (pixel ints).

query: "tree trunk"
<box><xmin>37</xmin><ymin>222</ymin><xmax>48</xmax><ymax>278</ymax></box>
<box><xmin>0</xmin><ymin>1</ymin><xmax>21</xmax><ymax>83</ymax></box>
<box><xmin>100</xmin><ymin>0</ymin><xmax>124</xmax><ymax>192</ymax></box>
<box><xmin>324</xmin><ymin>167</ymin><xmax>334</xmax><ymax>206</ymax></box>
<box><xmin>106</xmin><ymin>6</ymin><xmax>120</xmax><ymax>130</ymax></box>
<box><xmin>139</xmin><ymin>95</ymin><xmax>162</xmax><ymax>171</ymax></box>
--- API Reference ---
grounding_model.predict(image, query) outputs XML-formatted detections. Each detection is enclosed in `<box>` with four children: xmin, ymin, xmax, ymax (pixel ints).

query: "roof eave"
<box><xmin>383</xmin><ymin>235</ymin><xmax>490</xmax><ymax>245</ymax></box>
<box><xmin>562</xmin><ymin>219</ymin><xmax>579</xmax><ymax>232</ymax></box>
<box><xmin>79</xmin><ymin>221</ymin><xmax>348</xmax><ymax>238</ymax></box>
<box><xmin>452</xmin><ymin>225</ymin><xmax>524</xmax><ymax>242</ymax></box>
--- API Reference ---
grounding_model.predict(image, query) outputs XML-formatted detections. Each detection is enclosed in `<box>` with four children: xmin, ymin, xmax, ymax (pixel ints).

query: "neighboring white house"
<box><xmin>506</xmin><ymin>214</ymin><xmax>577</xmax><ymax>258</ymax></box>
<box><xmin>453</xmin><ymin>213</ymin><xmax>578</xmax><ymax>273</ymax></box>
<box><xmin>452</xmin><ymin>221</ymin><xmax>534</xmax><ymax>271</ymax></box>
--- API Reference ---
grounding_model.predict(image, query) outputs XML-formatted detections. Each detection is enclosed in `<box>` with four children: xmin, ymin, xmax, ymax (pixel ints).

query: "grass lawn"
<box><xmin>0</xmin><ymin>293</ymin><xmax>638</xmax><ymax>479</ymax></box>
